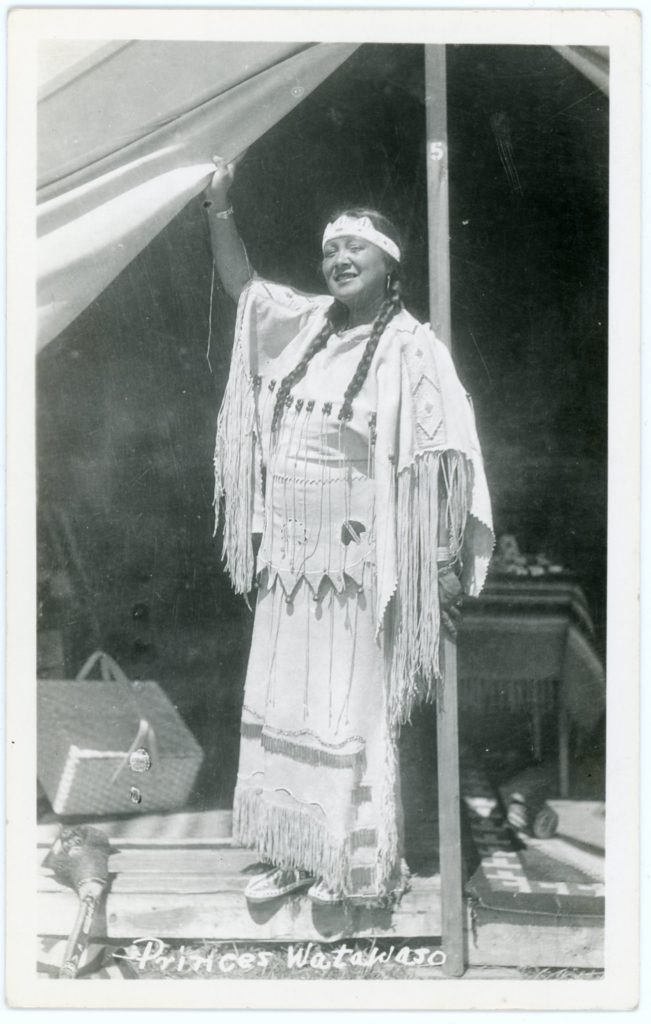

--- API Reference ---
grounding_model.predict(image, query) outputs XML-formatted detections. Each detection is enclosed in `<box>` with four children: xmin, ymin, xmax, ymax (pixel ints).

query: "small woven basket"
<box><xmin>37</xmin><ymin>652</ymin><xmax>203</xmax><ymax>816</ymax></box>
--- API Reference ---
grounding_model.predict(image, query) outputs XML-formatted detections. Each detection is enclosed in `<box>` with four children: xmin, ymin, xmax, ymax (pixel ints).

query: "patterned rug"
<box><xmin>460</xmin><ymin>752</ymin><xmax>604</xmax><ymax>919</ymax></box>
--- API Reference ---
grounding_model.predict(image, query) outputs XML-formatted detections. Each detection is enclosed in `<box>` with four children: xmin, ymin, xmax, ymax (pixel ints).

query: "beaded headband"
<box><xmin>322</xmin><ymin>215</ymin><xmax>401</xmax><ymax>264</ymax></box>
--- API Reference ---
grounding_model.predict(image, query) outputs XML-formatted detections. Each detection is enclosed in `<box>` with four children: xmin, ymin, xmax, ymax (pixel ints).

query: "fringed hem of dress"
<box><xmin>233</xmin><ymin>784</ymin><xmax>408</xmax><ymax>904</ymax></box>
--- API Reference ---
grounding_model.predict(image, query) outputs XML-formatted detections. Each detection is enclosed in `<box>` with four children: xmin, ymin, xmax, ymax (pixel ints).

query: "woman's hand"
<box><xmin>205</xmin><ymin>155</ymin><xmax>235</xmax><ymax>206</ymax></box>
<box><xmin>205</xmin><ymin>153</ymin><xmax>247</xmax><ymax>207</ymax></box>
<box><xmin>438</xmin><ymin>565</ymin><xmax>463</xmax><ymax>641</ymax></box>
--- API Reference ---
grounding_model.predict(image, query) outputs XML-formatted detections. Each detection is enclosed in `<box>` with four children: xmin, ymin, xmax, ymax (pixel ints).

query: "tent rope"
<box><xmin>206</xmin><ymin>262</ymin><xmax>216</xmax><ymax>374</ymax></box>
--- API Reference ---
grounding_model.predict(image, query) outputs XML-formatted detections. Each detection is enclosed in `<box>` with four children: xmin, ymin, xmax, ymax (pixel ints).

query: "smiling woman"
<box><xmin>203</xmin><ymin>157</ymin><xmax>493</xmax><ymax>907</ymax></box>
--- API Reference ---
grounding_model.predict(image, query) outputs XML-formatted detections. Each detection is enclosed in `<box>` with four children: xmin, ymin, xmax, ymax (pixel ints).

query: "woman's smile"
<box><xmin>333</xmin><ymin>268</ymin><xmax>358</xmax><ymax>283</ymax></box>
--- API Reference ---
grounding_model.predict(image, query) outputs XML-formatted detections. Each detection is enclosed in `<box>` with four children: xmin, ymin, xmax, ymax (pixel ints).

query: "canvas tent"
<box><xmin>38</xmin><ymin>41</ymin><xmax>360</xmax><ymax>346</ymax></box>
<box><xmin>36</xmin><ymin>41</ymin><xmax>608</xmax><ymax>973</ymax></box>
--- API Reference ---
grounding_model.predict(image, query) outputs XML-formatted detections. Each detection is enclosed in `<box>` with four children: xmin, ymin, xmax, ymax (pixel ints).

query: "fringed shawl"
<box><xmin>372</xmin><ymin>317</ymin><xmax>495</xmax><ymax>727</ymax></box>
<box><xmin>214</xmin><ymin>278</ymin><xmax>494</xmax><ymax>729</ymax></box>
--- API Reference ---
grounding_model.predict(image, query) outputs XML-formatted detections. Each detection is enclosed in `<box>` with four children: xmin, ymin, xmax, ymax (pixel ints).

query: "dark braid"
<box><xmin>270</xmin><ymin>302</ymin><xmax>346</xmax><ymax>436</ymax></box>
<box><xmin>337</xmin><ymin>272</ymin><xmax>403</xmax><ymax>422</ymax></box>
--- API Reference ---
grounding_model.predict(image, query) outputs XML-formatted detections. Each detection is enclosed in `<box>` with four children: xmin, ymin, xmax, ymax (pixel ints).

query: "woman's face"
<box><xmin>322</xmin><ymin>235</ymin><xmax>389</xmax><ymax>314</ymax></box>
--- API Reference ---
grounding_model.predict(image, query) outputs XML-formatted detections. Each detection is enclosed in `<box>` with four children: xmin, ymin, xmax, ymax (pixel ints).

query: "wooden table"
<box><xmin>457</xmin><ymin>575</ymin><xmax>605</xmax><ymax>797</ymax></box>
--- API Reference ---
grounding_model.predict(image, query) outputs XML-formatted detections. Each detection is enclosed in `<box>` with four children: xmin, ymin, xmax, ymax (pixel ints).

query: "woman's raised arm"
<box><xmin>204</xmin><ymin>156</ymin><xmax>254</xmax><ymax>303</ymax></box>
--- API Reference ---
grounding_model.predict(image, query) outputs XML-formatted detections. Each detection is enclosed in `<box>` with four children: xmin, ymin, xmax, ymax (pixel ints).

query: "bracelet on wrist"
<box><xmin>203</xmin><ymin>200</ymin><xmax>234</xmax><ymax>219</ymax></box>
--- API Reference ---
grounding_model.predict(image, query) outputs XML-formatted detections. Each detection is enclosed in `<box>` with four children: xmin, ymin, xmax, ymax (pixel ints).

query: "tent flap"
<box><xmin>37</xmin><ymin>41</ymin><xmax>359</xmax><ymax>349</ymax></box>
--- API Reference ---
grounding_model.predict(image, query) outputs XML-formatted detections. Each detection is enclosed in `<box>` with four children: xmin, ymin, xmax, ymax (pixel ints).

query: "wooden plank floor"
<box><xmin>37</xmin><ymin>809</ymin><xmax>603</xmax><ymax>968</ymax></box>
<box><xmin>38</xmin><ymin>833</ymin><xmax>442</xmax><ymax>942</ymax></box>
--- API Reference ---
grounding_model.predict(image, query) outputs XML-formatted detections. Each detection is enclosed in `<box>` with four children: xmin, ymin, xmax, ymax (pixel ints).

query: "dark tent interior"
<box><xmin>37</xmin><ymin>43</ymin><xmax>608</xmax><ymax>815</ymax></box>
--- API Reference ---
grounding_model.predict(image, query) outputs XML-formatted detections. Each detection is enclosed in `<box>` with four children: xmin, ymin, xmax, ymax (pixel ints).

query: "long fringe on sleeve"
<box><xmin>386</xmin><ymin>449</ymin><xmax>471</xmax><ymax>731</ymax></box>
<box><xmin>213</xmin><ymin>337</ymin><xmax>256</xmax><ymax>596</ymax></box>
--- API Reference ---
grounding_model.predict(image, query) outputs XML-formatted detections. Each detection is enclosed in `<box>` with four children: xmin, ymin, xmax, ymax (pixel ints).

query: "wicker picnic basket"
<box><xmin>37</xmin><ymin>651</ymin><xmax>204</xmax><ymax>816</ymax></box>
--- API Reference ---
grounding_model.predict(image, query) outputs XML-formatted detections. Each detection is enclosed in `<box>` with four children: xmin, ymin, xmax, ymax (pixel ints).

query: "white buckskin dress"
<box><xmin>214</xmin><ymin>277</ymin><xmax>494</xmax><ymax>904</ymax></box>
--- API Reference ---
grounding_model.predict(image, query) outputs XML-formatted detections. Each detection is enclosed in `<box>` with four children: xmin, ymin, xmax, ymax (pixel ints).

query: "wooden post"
<box><xmin>425</xmin><ymin>46</ymin><xmax>452</xmax><ymax>347</ymax></box>
<box><xmin>425</xmin><ymin>44</ymin><xmax>465</xmax><ymax>978</ymax></box>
